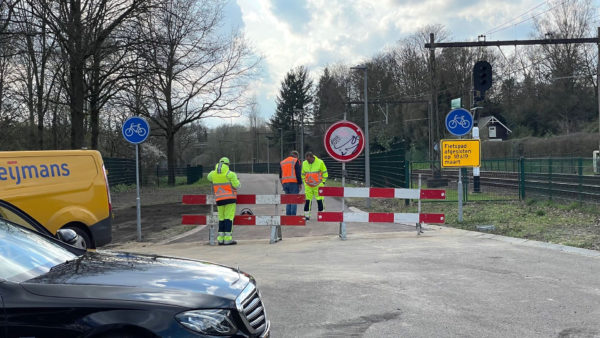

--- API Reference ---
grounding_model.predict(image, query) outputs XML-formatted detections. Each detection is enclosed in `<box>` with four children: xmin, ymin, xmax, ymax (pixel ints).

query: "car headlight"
<box><xmin>176</xmin><ymin>309</ymin><xmax>237</xmax><ymax>335</ymax></box>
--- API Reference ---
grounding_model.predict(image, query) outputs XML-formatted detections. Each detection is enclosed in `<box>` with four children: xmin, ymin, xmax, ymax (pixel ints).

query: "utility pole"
<box><xmin>429</xmin><ymin>33</ymin><xmax>440</xmax><ymax>176</ymax></box>
<box><xmin>294</xmin><ymin>108</ymin><xmax>305</xmax><ymax>159</ymax></box>
<box><xmin>266</xmin><ymin>135</ymin><xmax>270</xmax><ymax>174</ymax></box>
<box><xmin>350</xmin><ymin>64</ymin><xmax>370</xmax><ymax>208</ymax></box>
<box><xmin>279</xmin><ymin>128</ymin><xmax>283</xmax><ymax>160</ymax></box>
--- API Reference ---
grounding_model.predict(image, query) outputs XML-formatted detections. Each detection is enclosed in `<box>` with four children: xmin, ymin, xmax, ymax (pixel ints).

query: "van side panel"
<box><xmin>0</xmin><ymin>150</ymin><xmax>112</xmax><ymax>246</ymax></box>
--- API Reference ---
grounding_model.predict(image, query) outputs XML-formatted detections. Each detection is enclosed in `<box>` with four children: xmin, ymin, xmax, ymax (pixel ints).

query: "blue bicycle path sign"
<box><xmin>122</xmin><ymin>116</ymin><xmax>150</xmax><ymax>144</ymax></box>
<box><xmin>445</xmin><ymin>108</ymin><xmax>473</xmax><ymax>136</ymax></box>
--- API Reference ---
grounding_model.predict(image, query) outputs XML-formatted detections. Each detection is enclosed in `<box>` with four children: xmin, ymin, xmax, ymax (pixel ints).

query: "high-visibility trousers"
<box><xmin>217</xmin><ymin>203</ymin><xmax>236</xmax><ymax>244</ymax></box>
<box><xmin>304</xmin><ymin>185</ymin><xmax>324</xmax><ymax>218</ymax></box>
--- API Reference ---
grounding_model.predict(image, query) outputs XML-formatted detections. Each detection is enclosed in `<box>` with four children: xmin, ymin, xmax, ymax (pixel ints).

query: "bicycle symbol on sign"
<box><xmin>124</xmin><ymin>123</ymin><xmax>147</xmax><ymax>137</ymax></box>
<box><xmin>448</xmin><ymin>115</ymin><xmax>471</xmax><ymax>129</ymax></box>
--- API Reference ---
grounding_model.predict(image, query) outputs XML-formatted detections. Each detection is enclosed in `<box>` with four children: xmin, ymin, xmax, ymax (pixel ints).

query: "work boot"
<box><xmin>222</xmin><ymin>240</ymin><xmax>237</xmax><ymax>246</ymax></box>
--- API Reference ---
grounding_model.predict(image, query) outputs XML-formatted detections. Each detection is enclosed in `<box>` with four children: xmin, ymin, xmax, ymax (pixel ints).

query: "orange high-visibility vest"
<box><xmin>304</xmin><ymin>171</ymin><xmax>323</xmax><ymax>187</ymax></box>
<box><xmin>213</xmin><ymin>182</ymin><xmax>237</xmax><ymax>202</ymax></box>
<box><xmin>280</xmin><ymin>157</ymin><xmax>299</xmax><ymax>184</ymax></box>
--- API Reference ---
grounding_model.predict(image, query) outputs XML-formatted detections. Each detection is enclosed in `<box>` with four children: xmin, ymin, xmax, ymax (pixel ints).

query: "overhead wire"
<box><xmin>485</xmin><ymin>1</ymin><xmax>549</xmax><ymax>35</ymax></box>
<box><xmin>484</xmin><ymin>0</ymin><xmax>571</xmax><ymax>37</ymax></box>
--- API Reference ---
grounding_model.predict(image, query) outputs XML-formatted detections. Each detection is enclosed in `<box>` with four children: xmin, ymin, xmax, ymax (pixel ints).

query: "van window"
<box><xmin>0</xmin><ymin>205</ymin><xmax>35</xmax><ymax>230</ymax></box>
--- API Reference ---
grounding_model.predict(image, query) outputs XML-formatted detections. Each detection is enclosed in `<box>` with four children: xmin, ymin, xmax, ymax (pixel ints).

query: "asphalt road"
<box><xmin>173</xmin><ymin>173</ymin><xmax>415</xmax><ymax>244</ymax></box>
<box><xmin>122</xmin><ymin>226</ymin><xmax>600</xmax><ymax>337</ymax></box>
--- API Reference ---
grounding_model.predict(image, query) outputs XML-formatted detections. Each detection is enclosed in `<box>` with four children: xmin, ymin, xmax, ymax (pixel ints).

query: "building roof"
<box><xmin>478</xmin><ymin>116</ymin><xmax>512</xmax><ymax>134</ymax></box>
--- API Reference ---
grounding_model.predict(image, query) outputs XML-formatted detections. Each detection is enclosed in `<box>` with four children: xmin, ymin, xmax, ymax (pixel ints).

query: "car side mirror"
<box><xmin>57</xmin><ymin>228</ymin><xmax>78</xmax><ymax>245</ymax></box>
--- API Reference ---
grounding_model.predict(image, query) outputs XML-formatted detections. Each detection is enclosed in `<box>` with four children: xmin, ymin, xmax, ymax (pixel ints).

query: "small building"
<box><xmin>478</xmin><ymin>116</ymin><xmax>512</xmax><ymax>141</ymax></box>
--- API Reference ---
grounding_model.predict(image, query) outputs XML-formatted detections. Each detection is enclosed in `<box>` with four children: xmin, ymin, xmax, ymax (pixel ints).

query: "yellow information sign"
<box><xmin>441</xmin><ymin>139</ymin><xmax>480</xmax><ymax>168</ymax></box>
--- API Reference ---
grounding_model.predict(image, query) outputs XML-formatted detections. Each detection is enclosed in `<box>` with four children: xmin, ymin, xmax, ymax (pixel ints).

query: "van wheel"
<box><xmin>64</xmin><ymin>225</ymin><xmax>93</xmax><ymax>249</ymax></box>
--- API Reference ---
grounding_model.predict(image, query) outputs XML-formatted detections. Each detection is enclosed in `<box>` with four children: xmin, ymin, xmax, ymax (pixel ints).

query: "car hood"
<box><xmin>21</xmin><ymin>251</ymin><xmax>251</xmax><ymax>308</ymax></box>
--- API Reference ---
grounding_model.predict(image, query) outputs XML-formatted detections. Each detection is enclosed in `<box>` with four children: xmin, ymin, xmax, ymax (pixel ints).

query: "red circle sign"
<box><xmin>323</xmin><ymin>120</ymin><xmax>365</xmax><ymax>162</ymax></box>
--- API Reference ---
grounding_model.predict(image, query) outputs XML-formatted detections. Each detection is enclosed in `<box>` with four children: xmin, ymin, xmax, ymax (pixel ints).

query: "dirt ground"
<box><xmin>107</xmin><ymin>186</ymin><xmax>210</xmax><ymax>247</ymax></box>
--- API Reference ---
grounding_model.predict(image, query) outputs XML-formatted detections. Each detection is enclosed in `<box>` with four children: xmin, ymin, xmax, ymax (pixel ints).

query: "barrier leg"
<box><xmin>270</xmin><ymin>226</ymin><xmax>277</xmax><ymax>244</ymax></box>
<box><xmin>339</xmin><ymin>222</ymin><xmax>347</xmax><ymax>240</ymax></box>
<box><xmin>270</xmin><ymin>182</ymin><xmax>280</xmax><ymax>244</ymax></box>
<box><xmin>417</xmin><ymin>174</ymin><xmax>422</xmax><ymax>236</ymax></box>
<box><xmin>209</xmin><ymin>203</ymin><xmax>216</xmax><ymax>245</ymax></box>
<box><xmin>209</xmin><ymin>224</ymin><xmax>216</xmax><ymax>245</ymax></box>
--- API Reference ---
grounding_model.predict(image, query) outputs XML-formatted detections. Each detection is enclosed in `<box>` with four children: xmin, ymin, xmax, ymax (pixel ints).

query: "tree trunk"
<box><xmin>69</xmin><ymin>1</ymin><xmax>85</xmax><ymax>149</ymax></box>
<box><xmin>27</xmin><ymin>66</ymin><xmax>35</xmax><ymax>149</ymax></box>
<box><xmin>69</xmin><ymin>58</ymin><xmax>85</xmax><ymax>149</ymax></box>
<box><xmin>90</xmin><ymin>55</ymin><xmax>100</xmax><ymax>149</ymax></box>
<box><xmin>167</xmin><ymin>131</ymin><xmax>176</xmax><ymax>186</ymax></box>
<box><xmin>36</xmin><ymin>82</ymin><xmax>45</xmax><ymax>149</ymax></box>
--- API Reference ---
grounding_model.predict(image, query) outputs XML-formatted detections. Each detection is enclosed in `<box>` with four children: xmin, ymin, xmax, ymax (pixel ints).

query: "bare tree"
<box><xmin>138</xmin><ymin>0</ymin><xmax>259</xmax><ymax>185</ymax></box>
<box><xmin>13</xmin><ymin>2</ymin><xmax>61</xmax><ymax>148</ymax></box>
<box><xmin>31</xmin><ymin>0</ymin><xmax>148</xmax><ymax>149</ymax></box>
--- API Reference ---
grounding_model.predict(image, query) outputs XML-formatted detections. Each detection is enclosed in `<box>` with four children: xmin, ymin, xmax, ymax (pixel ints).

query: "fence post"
<box><xmin>548</xmin><ymin>158</ymin><xmax>553</xmax><ymax>201</ymax></box>
<box><xmin>156</xmin><ymin>165</ymin><xmax>160</xmax><ymax>187</ymax></box>
<box><xmin>578</xmin><ymin>157</ymin><xmax>583</xmax><ymax>204</ymax></box>
<box><xmin>405</xmin><ymin>160</ymin><xmax>411</xmax><ymax>206</ymax></box>
<box><xmin>519</xmin><ymin>157</ymin><xmax>525</xmax><ymax>200</ymax></box>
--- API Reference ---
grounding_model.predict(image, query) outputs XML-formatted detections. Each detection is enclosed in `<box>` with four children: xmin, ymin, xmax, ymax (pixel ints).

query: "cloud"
<box><xmin>233</xmin><ymin>0</ymin><xmax>552</xmax><ymax>124</ymax></box>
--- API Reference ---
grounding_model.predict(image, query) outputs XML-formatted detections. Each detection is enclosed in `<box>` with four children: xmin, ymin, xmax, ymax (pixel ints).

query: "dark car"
<box><xmin>0</xmin><ymin>218</ymin><xmax>270</xmax><ymax>337</ymax></box>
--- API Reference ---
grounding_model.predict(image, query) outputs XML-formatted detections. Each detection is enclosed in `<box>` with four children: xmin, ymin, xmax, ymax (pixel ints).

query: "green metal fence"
<box><xmin>410</xmin><ymin>157</ymin><xmax>600</xmax><ymax>204</ymax></box>
<box><xmin>104</xmin><ymin>158</ymin><xmax>203</xmax><ymax>187</ymax></box>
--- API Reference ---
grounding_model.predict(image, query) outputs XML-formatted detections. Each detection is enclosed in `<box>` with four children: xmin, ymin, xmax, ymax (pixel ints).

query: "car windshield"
<box><xmin>0</xmin><ymin>218</ymin><xmax>76</xmax><ymax>282</ymax></box>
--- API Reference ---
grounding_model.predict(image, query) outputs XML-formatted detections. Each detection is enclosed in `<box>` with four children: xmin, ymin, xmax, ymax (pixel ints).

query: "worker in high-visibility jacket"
<box><xmin>279</xmin><ymin>150</ymin><xmax>302</xmax><ymax>216</ymax></box>
<box><xmin>301</xmin><ymin>151</ymin><xmax>328</xmax><ymax>220</ymax></box>
<box><xmin>207</xmin><ymin>157</ymin><xmax>240</xmax><ymax>245</ymax></box>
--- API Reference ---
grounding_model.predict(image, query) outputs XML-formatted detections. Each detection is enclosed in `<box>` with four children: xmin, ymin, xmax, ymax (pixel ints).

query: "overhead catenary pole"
<box><xmin>429</xmin><ymin>33</ymin><xmax>439</xmax><ymax>174</ymax></box>
<box><xmin>426</xmin><ymin>30</ymin><xmax>600</xmax><ymax>190</ymax></box>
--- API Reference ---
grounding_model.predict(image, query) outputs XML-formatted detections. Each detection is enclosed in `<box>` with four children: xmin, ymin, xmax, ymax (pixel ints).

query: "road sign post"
<box><xmin>122</xmin><ymin>116</ymin><xmax>150</xmax><ymax>242</ymax></box>
<box><xmin>444</xmin><ymin>109</ymin><xmax>475</xmax><ymax>223</ymax></box>
<box><xmin>324</xmin><ymin>120</ymin><xmax>365</xmax><ymax>240</ymax></box>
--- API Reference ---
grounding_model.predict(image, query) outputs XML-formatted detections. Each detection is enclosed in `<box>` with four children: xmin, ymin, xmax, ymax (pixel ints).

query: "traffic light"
<box><xmin>473</xmin><ymin>60</ymin><xmax>492</xmax><ymax>92</ymax></box>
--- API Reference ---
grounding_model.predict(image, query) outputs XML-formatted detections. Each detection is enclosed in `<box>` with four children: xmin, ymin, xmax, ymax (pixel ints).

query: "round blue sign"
<box><xmin>122</xmin><ymin>116</ymin><xmax>150</xmax><ymax>144</ymax></box>
<box><xmin>445</xmin><ymin>108</ymin><xmax>473</xmax><ymax>136</ymax></box>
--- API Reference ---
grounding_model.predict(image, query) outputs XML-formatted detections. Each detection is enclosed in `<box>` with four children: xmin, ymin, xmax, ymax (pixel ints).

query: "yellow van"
<box><xmin>0</xmin><ymin>150</ymin><xmax>112</xmax><ymax>248</ymax></box>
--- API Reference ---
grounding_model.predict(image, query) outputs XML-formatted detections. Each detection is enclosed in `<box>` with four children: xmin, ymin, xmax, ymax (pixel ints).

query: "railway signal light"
<box><xmin>473</xmin><ymin>60</ymin><xmax>492</xmax><ymax>93</ymax></box>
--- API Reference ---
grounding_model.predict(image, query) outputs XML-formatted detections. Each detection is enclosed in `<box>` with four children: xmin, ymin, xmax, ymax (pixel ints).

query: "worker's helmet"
<box><xmin>219</xmin><ymin>157</ymin><xmax>230</xmax><ymax>165</ymax></box>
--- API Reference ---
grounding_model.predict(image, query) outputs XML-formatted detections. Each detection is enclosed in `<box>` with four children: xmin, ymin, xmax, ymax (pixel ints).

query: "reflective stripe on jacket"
<box><xmin>280</xmin><ymin>157</ymin><xmax>299</xmax><ymax>184</ymax></box>
<box><xmin>302</xmin><ymin>156</ymin><xmax>328</xmax><ymax>188</ymax></box>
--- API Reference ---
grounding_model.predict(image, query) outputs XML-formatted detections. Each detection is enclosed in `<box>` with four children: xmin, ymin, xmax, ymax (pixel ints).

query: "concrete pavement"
<box><xmin>122</xmin><ymin>227</ymin><xmax>600</xmax><ymax>337</ymax></box>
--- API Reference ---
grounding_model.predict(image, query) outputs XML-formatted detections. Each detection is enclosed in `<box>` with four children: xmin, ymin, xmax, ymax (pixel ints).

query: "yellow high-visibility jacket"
<box><xmin>301</xmin><ymin>156</ymin><xmax>328</xmax><ymax>188</ymax></box>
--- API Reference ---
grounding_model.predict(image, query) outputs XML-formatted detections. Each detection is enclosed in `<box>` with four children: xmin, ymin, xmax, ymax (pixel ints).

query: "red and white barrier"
<box><xmin>182</xmin><ymin>193</ymin><xmax>305</xmax><ymax>245</ymax></box>
<box><xmin>317</xmin><ymin>212</ymin><xmax>445</xmax><ymax>224</ymax></box>
<box><xmin>183</xmin><ymin>194</ymin><xmax>305</xmax><ymax>205</ymax></box>
<box><xmin>182</xmin><ymin>215</ymin><xmax>305</xmax><ymax>226</ymax></box>
<box><xmin>316</xmin><ymin>185</ymin><xmax>446</xmax><ymax>238</ymax></box>
<box><xmin>318</xmin><ymin>187</ymin><xmax>445</xmax><ymax>200</ymax></box>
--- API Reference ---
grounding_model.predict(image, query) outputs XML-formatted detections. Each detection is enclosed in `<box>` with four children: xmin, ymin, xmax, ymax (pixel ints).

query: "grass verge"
<box><xmin>345</xmin><ymin>196</ymin><xmax>600</xmax><ymax>251</ymax></box>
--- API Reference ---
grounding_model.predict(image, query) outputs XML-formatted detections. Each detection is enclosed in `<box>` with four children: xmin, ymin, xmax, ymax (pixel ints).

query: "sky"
<box><xmin>202</xmin><ymin>0</ymin><xmax>600</xmax><ymax>127</ymax></box>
